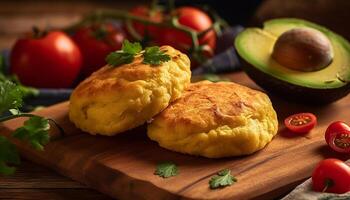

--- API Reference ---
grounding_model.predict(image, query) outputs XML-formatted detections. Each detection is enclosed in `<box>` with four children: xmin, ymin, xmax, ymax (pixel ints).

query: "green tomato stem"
<box><xmin>0</xmin><ymin>113</ymin><xmax>37</xmax><ymax>122</ymax></box>
<box><xmin>0</xmin><ymin>113</ymin><xmax>65</xmax><ymax>138</ymax></box>
<box><xmin>322</xmin><ymin>178</ymin><xmax>334</xmax><ymax>192</ymax></box>
<box><xmin>64</xmin><ymin>7</ymin><xmax>226</xmax><ymax>63</ymax></box>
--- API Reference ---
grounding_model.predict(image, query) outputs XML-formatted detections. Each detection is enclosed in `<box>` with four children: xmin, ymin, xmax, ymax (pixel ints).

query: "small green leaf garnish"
<box><xmin>12</xmin><ymin>116</ymin><xmax>50</xmax><ymax>151</ymax></box>
<box><xmin>143</xmin><ymin>46</ymin><xmax>171</xmax><ymax>65</ymax></box>
<box><xmin>0</xmin><ymin>61</ymin><xmax>60</xmax><ymax>176</ymax></box>
<box><xmin>106</xmin><ymin>40</ymin><xmax>142</xmax><ymax>67</ymax></box>
<box><xmin>0</xmin><ymin>80</ymin><xmax>23</xmax><ymax>114</ymax></box>
<box><xmin>122</xmin><ymin>40</ymin><xmax>142</xmax><ymax>55</ymax></box>
<box><xmin>9</xmin><ymin>108</ymin><xmax>20</xmax><ymax>115</ymax></box>
<box><xmin>0</xmin><ymin>136</ymin><xmax>20</xmax><ymax>176</ymax></box>
<box><xmin>209</xmin><ymin>169</ymin><xmax>237</xmax><ymax>189</ymax></box>
<box><xmin>154</xmin><ymin>161</ymin><xmax>178</xmax><ymax>178</ymax></box>
<box><xmin>106</xmin><ymin>40</ymin><xmax>170</xmax><ymax>67</ymax></box>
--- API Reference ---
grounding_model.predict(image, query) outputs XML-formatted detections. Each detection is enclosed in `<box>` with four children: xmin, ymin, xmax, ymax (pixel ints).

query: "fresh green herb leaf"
<box><xmin>12</xmin><ymin>116</ymin><xmax>50</xmax><ymax>151</ymax></box>
<box><xmin>0</xmin><ymin>73</ymin><xmax>38</xmax><ymax>99</ymax></box>
<box><xmin>106</xmin><ymin>52</ymin><xmax>135</xmax><ymax>66</ymax></box>
<box><xmin>122</xmin><ymin>40</ymin><xmax>142</xmax><ymax>55</ymax></box>
<box><xmin>143</xmin><ymin>46</ymin><xmax>171</xmax><ymax>65</ymax></box>
<box><xmin>7</xmin><ymin>75</ymin><xmax>39</xmax><ymax>97</ymax></box>
<box><xmin>0</xmin><ymin>80</ymin><xmax>23</xmax><ymax>114</ymax></box>
<box><xmin>9</xmin><ymin>108</ymin><xmax>20</xmax><ymax>115</ymax></box>
<box><xmin>203</xmin><ymin>74</ymin><xmax>230</xmax><ymax>82</ymax></box>
<box><xmin>0</xmin><ymin>72</ymin><xmax>56</xmax><ymax>176</ymax></box>
<box><xmin>154</xmin><ymin>161</ymin><xmax>178</xmax><ymax>178</ymax></box>
<box><xmin>209</xmin><ymin>169</ymin><xmax>237</xmax><ymax>189</ymax></box>
<box><xmin>106</xmin><ymin>40</ymin><xmax>142</xmax><ymax>67</ymax></box>
<box><xmin>0</xmin><ymin>136</ymin><xmax>20</xmax><ymax>176</ymax></box>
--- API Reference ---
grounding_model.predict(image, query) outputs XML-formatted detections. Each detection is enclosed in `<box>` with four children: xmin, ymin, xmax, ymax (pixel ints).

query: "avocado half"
<box><xmin>235</xmin><ymin>18</ymin><xmax>350</xmax><ymax>104</ymax></box>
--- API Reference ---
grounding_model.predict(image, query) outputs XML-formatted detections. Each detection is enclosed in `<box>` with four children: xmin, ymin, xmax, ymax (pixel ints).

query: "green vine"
<box><xmin>65</xmin><ymin>2</ymin><xmax>228</xmax><ymax>64</ymax></box>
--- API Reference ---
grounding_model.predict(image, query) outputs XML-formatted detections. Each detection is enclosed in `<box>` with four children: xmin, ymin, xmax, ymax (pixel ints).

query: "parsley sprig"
<box><xmin>209</xmin><ymin>169</ymin><xmax>237</xmax><ymax>189</ymax></box>
<box><xmin>0</xmin><ymin>136</ymin><xmax>20</xmax><ymax>176</ymax></box>
<box><xmin>0</xmin><ymin>56</ymin><xmax>63</xmax><ymax>175</ymax></box>
<box><xmin>106</xmin><ymin>40</ymin><xmax>142</xmax><ymax>66</ymax></box>
<box><xmin>106</xmin><ymin>40</ymin><xmax>170</xmax><ymax>67</ymax></box>
<box><xmin>154</xmin><ymin>161</ymin><xmax>178</xmax><ymax>178</ymax></box>
<box><xmin>143</xmin><ymin>46</ymin><xmax>171</xmax><ymax>65</ymax></box>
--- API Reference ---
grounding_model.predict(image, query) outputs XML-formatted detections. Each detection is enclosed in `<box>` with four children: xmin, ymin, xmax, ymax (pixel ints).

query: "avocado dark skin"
<box><xmin>241</xmin><ymin>59</ymin><xmax>350</xmax><ymax>104</ymax></box>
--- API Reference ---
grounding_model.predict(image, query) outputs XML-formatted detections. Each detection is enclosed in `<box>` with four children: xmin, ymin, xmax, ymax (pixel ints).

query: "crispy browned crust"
<box><xmin>69</xmin><ymin>46</ymin><xmax>191</xmax><ymax>135</ymax></box>
<box><xmin>155</xmin><ymin>81</ymin><xmax>269</xmax><ymax>133</ymax></box>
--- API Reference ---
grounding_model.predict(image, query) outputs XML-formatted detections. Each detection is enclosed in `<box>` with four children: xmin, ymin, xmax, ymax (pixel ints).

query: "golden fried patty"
<box><xmin>69</xmin><ymin>46</ymin><xmax>191</xmax><ymax>136</ymax></box>
<box><xmin>148</xmin><ymin>81</ymin><xmax>278</xmax><ymax>158</ymax></box>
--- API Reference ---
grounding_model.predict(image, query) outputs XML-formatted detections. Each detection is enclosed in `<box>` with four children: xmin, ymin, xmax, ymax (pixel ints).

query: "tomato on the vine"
<box><xmin>127</xmin><ymin>5</ymin><xmax>163</xmax><ymax>41</ymax></box>
<box><xmin>284</xmin><ymin>113</ymin><xmax>317</xmax><ymax>133</ymax></box>
<box><xmin>312</xmin><ymin>159</ymin><xmax>350</xmax><ymax>194</ymax></box>
<box><xmin>10</xmin><ymin>30</ymin><xmax>82</xmax><ymax>88</ymax></box>
<box><xmin>158</xmin><ymin>6</ymin><xmax>216</xmax><ymax>54</ymax></box>
<box><xmin>325</xmin><ymin>121</ymin><xmax>350</xmax><ymax>153</ymax></box>
<box><xmin>72</xmin><ymin>23</ymin><xmax>126</xmax><ymax>77</ymax></box>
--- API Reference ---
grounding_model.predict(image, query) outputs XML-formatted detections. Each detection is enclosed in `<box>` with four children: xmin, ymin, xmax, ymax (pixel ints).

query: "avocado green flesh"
<box><xmin>235</xmin><ymin>18</ymin><xmax>350</xmax><ymax>89</ymax></box>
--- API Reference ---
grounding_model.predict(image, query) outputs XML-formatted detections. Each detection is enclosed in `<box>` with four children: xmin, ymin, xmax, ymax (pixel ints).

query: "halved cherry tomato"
<box><xmin>312</xmin><ymin>158</ymin><xmax>350</xmax><ymax>194</ymax></box>
<box><xmin>325</xmin><ymin>121</ymin><xmax>350</xmax><ymax>153</ymax></box>
<box><xmin>284</xmin><ymin>113</ymin><xmax>317</xmax><ymax>133</ymax></box>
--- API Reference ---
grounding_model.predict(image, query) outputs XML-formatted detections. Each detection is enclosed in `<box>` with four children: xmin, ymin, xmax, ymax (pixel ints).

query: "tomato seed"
<box><xmin>290</xmin><ymin>115</ymin><xmax>311</xmax><ymax>126</ymax></box>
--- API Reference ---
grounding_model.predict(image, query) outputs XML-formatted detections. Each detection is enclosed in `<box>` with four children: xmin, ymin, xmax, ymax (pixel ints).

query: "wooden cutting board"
<box><xmin>1</xmin><ymin>72</ymin><xmax>349</xmax><ymax>200</ymax></box>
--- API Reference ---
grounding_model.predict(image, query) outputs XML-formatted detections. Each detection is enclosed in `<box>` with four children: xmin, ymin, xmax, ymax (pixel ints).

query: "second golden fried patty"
<box><xmin>69</xmin><ymin>46</ymin><xmax>191</xmax><ymax>136</ymax></box>
<box><xmin>148</xmin><ymin>81</ymin><xmax>278</xmax><ymax>158</ymax></box>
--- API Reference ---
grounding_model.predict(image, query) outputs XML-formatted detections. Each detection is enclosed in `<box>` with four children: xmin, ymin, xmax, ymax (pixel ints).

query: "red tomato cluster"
<box><xmin>284</xmin><ymin>113</ymin><xmax>350</xmax><ymax>194</ymax></box>
<box><xmin>127</xmin><ymin>6</ymin><xmax>216</xmax><ymax>54</ymax></box>
<box><xmin>10</xmin><ymin>24</ymin><xmax>126</xmax><ymax>88</ymax></box>
<box><xmin>10</xmin><ymin>6</ymin><xmax>215</xmax><ymax>88</ymax></box>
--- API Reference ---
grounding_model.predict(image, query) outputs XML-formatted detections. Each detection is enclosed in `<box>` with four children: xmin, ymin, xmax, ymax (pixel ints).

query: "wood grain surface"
<box><xmin>1</xmin><ymin>72</ymin><xmax>349</xmax><ymax>200</ymax></box>
<box><xmin>0</xmin><ymin>160</ymin><xmax>112</xmax><ymax>200</ymax></box>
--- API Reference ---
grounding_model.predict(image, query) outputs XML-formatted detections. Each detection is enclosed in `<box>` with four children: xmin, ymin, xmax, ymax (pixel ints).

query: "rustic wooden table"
<box><xmin>0</xmin><ymin>1</ymin><xmax>144</xmax><ymax>199</ymax></box>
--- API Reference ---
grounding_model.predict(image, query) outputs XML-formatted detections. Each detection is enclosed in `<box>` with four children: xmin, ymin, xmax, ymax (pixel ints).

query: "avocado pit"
<box><xmin>272</xmin><ymin>28</ymin><xmax>333</xmax><ymax>72</ymax></box>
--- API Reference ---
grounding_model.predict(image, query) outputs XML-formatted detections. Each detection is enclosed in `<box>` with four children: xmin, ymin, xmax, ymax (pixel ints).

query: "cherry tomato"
<box><xmin>312</xmin><ymin>159</ymin><xmax>350</xmax><ymax>194</ymax></box>
<box><xmin>284</xmin><ymin>113</ymin><xmax>317</xmax><ymax>133</ymax></box>
<box><xmin>158</xmin><ymin>7</ymin><xmax>216</xmax><ymax>53</ymax></box>
<box><xmin>10</xmin><ymin>31</ymin><xmax>82</xmax><ymax>88</ymax></box>
<box><xmin>325</xmin><ymin>121</ymin><xmax>350</xmax><ymax>153</ymax></box>
<box><xmin>72</xmin><ymin>23</ymin><xmax>125</xmax><ymax>77</ymax></box>
<box><xmin>127</xmin><ymin>5</ymin><xmax>163</xmax><ymax>40</ymax></box>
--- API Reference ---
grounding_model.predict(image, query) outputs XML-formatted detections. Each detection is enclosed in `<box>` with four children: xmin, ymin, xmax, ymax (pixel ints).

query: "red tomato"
<box><xmin>325</xmin><ymin>121</ymin><xmax>350</xmax><ymax>153</ymax></box>
<box><xmin>158</xmin><ymin>7</ymin><xmax>216</xmax><ymax>53</ymax></box>
<box><xmin>312</xmin><ymin>159</ymin><xmax>350</xmax><ymax>194</ymax></box>
<box><xmin>10</xmin><ymin>31</ymin><xmax>82</xmax><ymax>88</ymax></box>
<box><xmin>284</xmin><ymin>113</ymin><xmax>317</xmax><ymax>133</ymax></box>
<box><xmin>72</xmin><ymin>23</ymin><xmax>125</xmax><ymax>77</ymax></box>
<box><xmin>127</xmin><ymin>6</ymin><xmax>163</xmax><ymax>40</ymax></box>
